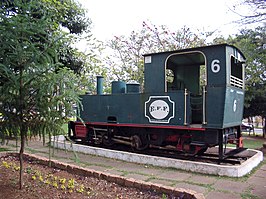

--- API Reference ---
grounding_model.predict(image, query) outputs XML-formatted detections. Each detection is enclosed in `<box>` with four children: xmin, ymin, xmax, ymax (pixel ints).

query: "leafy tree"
<box><xmin>238</xmin><ymin>27</ymin><xmax>266</xmax><ymax>137</ymax></box>
<box><xmin>105</xmin><ymin>21</ymin><xmax>211</xmax><ymax>87</ymax></box>
<box><xmin>0</xmin><ymin>0</ymin><xmax>90</xmax><ymax>189</ymax></box>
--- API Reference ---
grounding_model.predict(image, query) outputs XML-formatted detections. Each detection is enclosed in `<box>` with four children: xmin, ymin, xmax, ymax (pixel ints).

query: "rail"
<box><xmin>230</xmin><ymin>75</ymin><xmax>244</xmax><ymax>89</ymax></box>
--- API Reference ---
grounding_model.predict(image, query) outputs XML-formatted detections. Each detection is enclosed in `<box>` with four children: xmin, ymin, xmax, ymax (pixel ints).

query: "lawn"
<box><xmin>243</xmin><ymin>137</ymin><xmax>265</xmax><ymax>149</ymax></box>
<box><xmin>61</xmin><ymin>123</ymin><xmax>68</xmax><ymax>134</ymax></box>
<box><xmin>0</xmin><ymin>147</ymin><xmax>9</xmax><ymax>152</ymax></box>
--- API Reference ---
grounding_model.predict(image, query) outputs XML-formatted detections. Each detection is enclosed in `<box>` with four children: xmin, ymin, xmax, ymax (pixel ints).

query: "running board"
<box><xmin>190</xmin><ymin>141</ymin><xmax>206</xmax><ymax>146</ymax></box>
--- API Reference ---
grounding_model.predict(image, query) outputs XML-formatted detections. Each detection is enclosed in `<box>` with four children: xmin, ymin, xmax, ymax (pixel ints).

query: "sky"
<box><xmin>78</xmin><ymin>0</ymin><xmax>252</xmax><ymax>41</ymax></box>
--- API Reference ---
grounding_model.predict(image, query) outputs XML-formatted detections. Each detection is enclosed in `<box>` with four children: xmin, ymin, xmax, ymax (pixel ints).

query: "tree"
<box><xmin>232</xmin><ymin>0</ymin><xmax>266</xmax><ymax>24</ymax></box>
<box><xmin>241</xmin><ymin>28</ymin><xmax>266</xmax><ymax>137</ymax></box>
<box><xmin>105</xmin><ymin>21</ymin><xmax>211</xmax><ymax>87</ymax></box>
<box><xmin>0</xmin><ymin>0</ymin><xmax>90</xmax><ymax>189</ymax></box>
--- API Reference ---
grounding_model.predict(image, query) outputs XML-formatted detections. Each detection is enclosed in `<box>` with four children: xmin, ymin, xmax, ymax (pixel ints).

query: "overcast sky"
<box><xmin>77</xmin><ymin>0</ymin><xmax>253</xmax><ymax>41</ymax></box>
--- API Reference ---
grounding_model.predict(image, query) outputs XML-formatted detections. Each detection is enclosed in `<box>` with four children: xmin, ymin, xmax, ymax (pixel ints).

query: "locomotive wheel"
<box><xmin>102</xmin><ymin>134</ymin><xmax>114</xmax><ymax>146</ymax></box>
<box><xmin>185</xmin><ymin>146</ymin><xmax>208</xmax><ymax>156</ymax></box>
<box><xmin>102</xmin><ymin>127</ymin><xmax>115</xmax><ymax>146</ymax></box>
<box><xmin>86</xmin><ymin>128</ymin><xmax>94</xmax><ymax>144</ymax></box>
<box><xmin>131</xmin><ymin>135</ymin><xmax>148</xmax><ymax>151</ymax></box>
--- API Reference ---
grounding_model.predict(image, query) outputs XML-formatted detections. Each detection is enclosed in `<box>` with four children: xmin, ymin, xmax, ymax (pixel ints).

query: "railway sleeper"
<box><xmin>223</xmin><ymin>147</ymin><xmax>247</xmax><ymax>159</ymax></box>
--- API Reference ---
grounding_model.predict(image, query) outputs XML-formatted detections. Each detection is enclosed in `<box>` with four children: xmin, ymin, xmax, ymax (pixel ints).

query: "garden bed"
<box><xmin>0</xmin><ymin>152</ymin><xmax>201</xmax><ymax>199</ymax></box>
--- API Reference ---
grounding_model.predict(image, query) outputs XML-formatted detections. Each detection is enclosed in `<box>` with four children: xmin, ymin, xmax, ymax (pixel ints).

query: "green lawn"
<box><xmin>243</xmin><ymin>138</ymin><xmax>265</xmax><ymax>149</ymax></box>
<box><xmin>62</xmin><ymin>123</ymin><xmax>68</xmax><ymax>134</ymax></box>
<box><xmin>0</xmin><ymin>147</ymin><xmax>9</xmax><ymax>152</ymax></box>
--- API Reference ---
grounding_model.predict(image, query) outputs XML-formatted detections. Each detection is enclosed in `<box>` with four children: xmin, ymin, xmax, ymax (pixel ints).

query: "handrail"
<box><xmin>202</xmin><ymin>86</ymin><xmax>207</xmax><ymax>125</ymax></box>
<box><xmin>184</xmin><ymin>88</ymin><xmax>188</xmax><ymax>125</ymax></box>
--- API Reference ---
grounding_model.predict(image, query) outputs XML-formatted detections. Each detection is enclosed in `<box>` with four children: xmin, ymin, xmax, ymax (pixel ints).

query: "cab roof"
<box><xmin>143</xmin><ymin>44</ymin><xmax>246</xmax><ymax>60</ymax></box>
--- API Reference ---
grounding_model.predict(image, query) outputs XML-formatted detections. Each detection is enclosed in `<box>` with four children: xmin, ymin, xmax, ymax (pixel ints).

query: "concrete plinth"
<box><xmin>51</xmin><ymin>136</ymin><xmax>263</xmax><ymax>177</ymax></box>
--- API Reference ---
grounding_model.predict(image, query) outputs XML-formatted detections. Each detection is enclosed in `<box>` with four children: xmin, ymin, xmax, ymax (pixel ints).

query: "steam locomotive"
<box><xmin>69</xmin><ymin>44</ymin><xmax>246</xmax><ymax>160</ymax></box>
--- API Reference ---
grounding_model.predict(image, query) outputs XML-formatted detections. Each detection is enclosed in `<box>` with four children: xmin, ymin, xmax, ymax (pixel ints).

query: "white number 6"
<box><xmin>233</xmin><ymin>100</ymin><xmax>237</xmax><ymax>112</ymax></box>
<box><xmin>211</xmin><ymin>59</ymin><xmax>220</xmax><ymax>73</ymax></box>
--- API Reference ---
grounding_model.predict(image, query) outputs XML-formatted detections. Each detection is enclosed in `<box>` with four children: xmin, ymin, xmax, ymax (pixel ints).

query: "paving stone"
<box><xmin>212</xmin><ymin>179</ymin><xmax>249</xmax><ymax>193</ymax></box>
<box><xmin>157</xmin><ymin>170</ymin><xmax>191</xmax><ymax>181</ymax></box>
<box><xmin>174</xmin><ymin>182</ymin><xmax>208</xmax><ymax>195</ymax></box>
<box><xmin>97</xmin><ymin>160</ymin><xmax>125</xmax><ymax>168</ymax></box>
<box><xmin>33</xmin><ymin>153</ymin><xmax>49</xmax><ymax>158</ymax></box>
<box><xmin>115</xmin><ymin>163</ymin><xmax>147</xmax><ymax>172</ymax></box>
<box><xmin>54</xmin><ymin>153</ymin><xmax>75</xmax><ymax>160</ymax></box>
<box><xmin>86</xmin><ymin>165</ymin><xmax>110</xmax><ymax>172</ymax></box>
<box><xmin>82</xmin><ymin>156</ymin><xmax>120</xmax><ymax>167</ymax></box>
<box><xmin>248</xmin><ymin>176</ymin><xmax>266</xmax><ymax>186</ymax></box>
<box><xmin>76</xmin><ymin>154</ymin><xmax>118</xmax><ymax>165</ymax></box>
<box><xmin>188</xmin><ymin>175</ymin><xmax>217</xmax><ymax>185</ymax></box>
<box><xmin>105</xmin><ymin>169</ymin><xmax>124</xmax><ymax>176</ymax></box>
<box><xmin>125</xmin><ymin>173</ymin><xmax>150</xmax><ymax>181</ymax></box>
<box><xmin>253</xmin><ymin>169</ymin><xmax>266</xmax><ymax>178</ymax></box>
<box><xmin>116</xmin><ymin>163</ymin><xmax>163</xmax><ymax>176</ymax></box>
<box><xmin>205</xmin><ymin>191</ymin><xmax>241</xmax><ymax>199</ymax></box>
<box><xmin>59</xmin><ymin>159</ymin><xmax>75</xmax><ymax>164</ymax></box>
<box><xmin>250</xmin><ymin>184</ymin><xmax>266</xmax><ymax>199</ymax></box>
<box><xmin>141</xmin><ymin>167</ymin><xmax>165</xmax><ymax>176</ymax></box>
<box><xmin>259</xmin><ymin>164</ymin><xmax>266</xmax><ymax>171</ymax></box>
<box><xmin>148</xmin><ymin>178</ymin><xmax>174</xmax><ymax>186</ymax></box>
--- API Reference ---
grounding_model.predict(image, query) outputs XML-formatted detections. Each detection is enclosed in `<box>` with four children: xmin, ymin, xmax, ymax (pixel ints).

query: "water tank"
<box><xmin>111</xmin><ymin>81</ymin><xmax>126</xmax><ymax>94</ymax></box>
<box><xmin>126</xmin><ymin>83</ymin><xmax>140</xmax><ymax>93</ymax></box>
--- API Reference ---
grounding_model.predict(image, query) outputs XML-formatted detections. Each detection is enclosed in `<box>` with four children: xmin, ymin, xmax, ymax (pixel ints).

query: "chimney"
<box><xmin>96</xmin><ymin>76</ymin><xmax>104</xmax><ymax>95</ymax></box>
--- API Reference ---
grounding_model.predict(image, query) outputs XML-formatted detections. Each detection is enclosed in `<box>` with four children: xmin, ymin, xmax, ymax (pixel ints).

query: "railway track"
<box><xmin>75</xmin><ymin>141</ymin><xmax>250</xmax><ymax>166</ymax></box>
<box><xmin>139</xmin><ymin>148</ymin><xmax>248</xmax><ymax>165</ymax></box>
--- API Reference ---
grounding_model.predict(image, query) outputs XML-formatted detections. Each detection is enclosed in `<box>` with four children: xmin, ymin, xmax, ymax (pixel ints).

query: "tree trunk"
<box><xmin>19</xmin><ymin>125</ymin><xmax>26</xmax><ymax>189</ymax></box>
<box><xmin>19</xmin><ymin>63</ymin><xmax>25</xmax><ymax>189</ymax></box>
<box><xmin>263</xmin><ymin>117</ymin><xmax>266</xmax><ymax>138</ymax></box>
<box><xmin>48</xmin><ymin>131</ymin><xmax>51</xmax><ymax>167</ymax></box>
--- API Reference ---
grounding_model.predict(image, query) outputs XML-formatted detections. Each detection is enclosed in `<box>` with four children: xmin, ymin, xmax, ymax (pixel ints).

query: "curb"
<box><xmin>51</xmin><ymin>138</ymin><xmax>263</xmax><ymax>177</ymax></box>
<box><xmin>0</xmin><ymin>152</ymin><xmax>205</xmax><ymax>199</ymax></box>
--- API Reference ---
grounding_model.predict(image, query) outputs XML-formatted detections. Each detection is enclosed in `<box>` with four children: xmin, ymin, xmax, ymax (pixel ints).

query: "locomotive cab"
<box><xmin>144</xmin><ymin>44</ymin><xmax>245</xmax><ymax>129</ymax></box>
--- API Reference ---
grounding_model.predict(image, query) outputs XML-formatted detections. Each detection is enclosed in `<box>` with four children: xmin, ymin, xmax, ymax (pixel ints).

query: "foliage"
<box><xmin>1</xmin><ymin>0</ymin><xmax>91</xmax><ymax>34</ymax></box>
<box><xmin>105</xmin><ymin>21</ymin><xmax>212</xmax><ymax>87</ymax></box>
<box><xmin>0</xmin><ymin>0</ymin><xmax>95</xmax><ymax>79</ymax></box>
<box><xmin>0</xmin><ymin>0</ymin><xmax>91</xmax><ymax>189</ymax></box>
<box><xmin>0</xmin><ymin>0</ymin><xmax>84</xmax><ymax>138</ymax></box>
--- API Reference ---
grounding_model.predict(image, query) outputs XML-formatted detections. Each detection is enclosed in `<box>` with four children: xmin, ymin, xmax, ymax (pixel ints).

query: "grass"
<box><xmin>61</xmin><ymin>123</ymin><xmax>68</xmax><ymax>134</ymax></box>
<box><xmin>243</xmin><ymin>138</ymin><xmax>265</xmax><ymax>149</ymax></box>
<box><xmin>0</xmin><ymin>147</ymin><xmax>10</xmax><ymax>152</ymax></box>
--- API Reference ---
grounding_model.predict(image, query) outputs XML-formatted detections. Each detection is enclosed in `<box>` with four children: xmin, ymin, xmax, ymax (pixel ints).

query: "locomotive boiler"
<box><xmin>69</xmin><ymin>44</ymin><xmax>246</xmax><ymax>160</ymax></box>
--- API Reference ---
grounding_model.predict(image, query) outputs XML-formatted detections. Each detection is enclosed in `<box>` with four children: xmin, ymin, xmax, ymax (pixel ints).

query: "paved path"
<box><xmin>1</xmin><ymin>140</ymin><xmax>266</xmax><ymax>199</ymax></box>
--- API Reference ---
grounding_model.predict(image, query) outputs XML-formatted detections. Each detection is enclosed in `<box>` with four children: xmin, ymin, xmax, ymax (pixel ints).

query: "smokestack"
<box><xmin>96</xmin><ymin>76</ymin><xmax>104</xmax><ymax>95</ymax></box>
